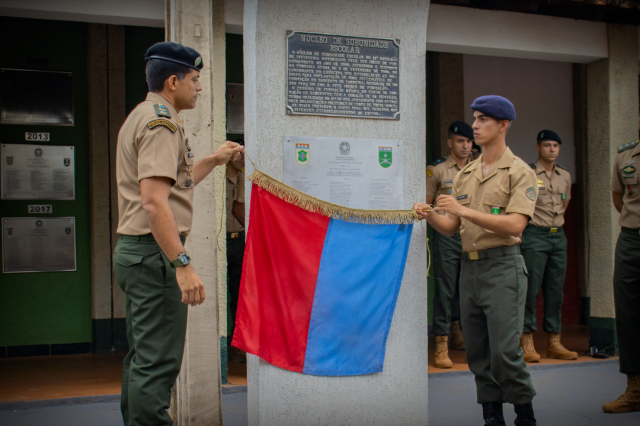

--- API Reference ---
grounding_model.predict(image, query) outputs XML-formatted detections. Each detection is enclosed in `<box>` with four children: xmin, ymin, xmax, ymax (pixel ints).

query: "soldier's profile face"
<box><xmin>175</xmin><ymin>70</ymin><xmax>202</xmax><ymax>110</ymax></box>
<box><xmin>472</xmin><ymin>111</ymin><xmax>502</xmax><ymax>145</ymax></box>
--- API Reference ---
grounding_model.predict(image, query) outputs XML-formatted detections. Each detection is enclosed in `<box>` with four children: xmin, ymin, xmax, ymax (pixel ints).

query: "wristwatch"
<box><xmin>168</xmin><ymin>252</ymin><xmax>191</xmax><ymax>268</ymax></box>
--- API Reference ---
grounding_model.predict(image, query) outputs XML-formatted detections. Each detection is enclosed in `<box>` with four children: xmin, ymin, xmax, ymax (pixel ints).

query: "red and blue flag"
<box><xmin>232</xmin><ymin>172</ymin><xmax>414</xmax><ymax>376</ymax></box>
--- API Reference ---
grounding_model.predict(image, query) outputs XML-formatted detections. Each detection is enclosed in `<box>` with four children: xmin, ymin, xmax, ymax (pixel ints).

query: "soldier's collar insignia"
<box><xmin>154</xmin><ymin>103</ymin><xmax>172</xmax><ymax>118</ymax></box>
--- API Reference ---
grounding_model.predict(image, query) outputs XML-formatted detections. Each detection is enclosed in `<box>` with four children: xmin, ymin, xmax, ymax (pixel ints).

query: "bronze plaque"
<box><xmin>286</xmin><ymin>31</ymin><xmax>399</xmax><ymax>120</ymax></box>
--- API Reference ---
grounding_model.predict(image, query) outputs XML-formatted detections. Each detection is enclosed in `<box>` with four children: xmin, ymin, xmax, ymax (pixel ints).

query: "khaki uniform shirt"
<box><xmin>452</xmin><ymin>147</ymin><xmax>537</xmax><ymax>252</ymax></box>
<box><xmin>116</xmin><ymin>93</ymin><xmax>195</xmax><ymax>237</ymax></box>
<box><xmin>425</xmin><ymin>154</ymin><xmax>467</xmax><ymax>200</ymax></box>
<box><xmin>612</xmin><ymin>140</ymin><xmax>640</xmax><ymax>229</ymax></box>
<box><xmin>530</xmin><ymin>160</ymin><xmax>572</xmax><ymax>228</ymax></box>
<box><xmin>226</xmin><ymin>171</ymin><xmax>245</xmax><ymax>233</ymax></box>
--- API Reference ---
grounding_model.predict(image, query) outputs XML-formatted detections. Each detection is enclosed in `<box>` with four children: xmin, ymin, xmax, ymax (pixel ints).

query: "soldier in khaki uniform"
<box><xmin>603</xmin><ymin>139</ymin><xmax>640</xmax><ymax>414</ymax></box>
<box><xmin>519</xmin><ymin>130</ymin><xmax>578</xmax><ymax>363</ymax></box>
<box><xmin>113</xmin><ymin>42</ymin><xmax>243</xmax><ymax>426</ymax></box>
<box><xmin>426</xmin><ymin>121</ymin><xmax>473</xmax><ymax>368</ymax></box>
<box><xmin>226</xmin><ymin>140</ymin><xmax>246</xmax><ymax>363</ymax></box>
<box><xmin>415</xmin><ymin>96</ymin><xmax>538</xmax><ymax>426</ymax></box>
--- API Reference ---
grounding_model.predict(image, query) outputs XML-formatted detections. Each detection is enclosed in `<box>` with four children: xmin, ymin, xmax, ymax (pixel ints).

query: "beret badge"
<box><xmin>195</xmin><ymin>56</ymin><xmax>202</xmax><ymax>67</ymax></box>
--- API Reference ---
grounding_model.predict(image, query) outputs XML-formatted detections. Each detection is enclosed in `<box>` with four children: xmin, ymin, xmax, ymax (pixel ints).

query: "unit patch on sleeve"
<box><xmin>526</xmin><ymin>187</ymin><xmax>536</xmax><ymax>201</ymax></box>
<box><xmin>147</xmin><ymin>119</ymin><xmax>177</xmax><ymax>133</ymax></box>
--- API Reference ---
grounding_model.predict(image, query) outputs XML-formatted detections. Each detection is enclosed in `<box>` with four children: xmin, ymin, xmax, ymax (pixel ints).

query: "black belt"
<box><xmin>119</xmin><ymin>234</ymin><xmax>186</xmax><ymax>244</ymax></box>
<box><xmin>525</xmin><ymin>224</ymin><xmax>563</xmax><ymax>234</ymax></box>
<box><xmin>227</xmin><ymin>231</ymin><xmax>245</xmax><ymax>239</ymax></box>
<box><xmin>462</xmin><ymin>245</ymin><xmax>520</xmax><ymax>261</ymax></box>
<box><xmin>621</xmin><ymin>227</ymin><xmax>640</xmax><ymax>236</ymax></box>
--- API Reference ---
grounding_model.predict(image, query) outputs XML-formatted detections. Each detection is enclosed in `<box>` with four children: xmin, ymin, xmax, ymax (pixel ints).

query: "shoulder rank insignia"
<box><xmin>528</xmin><ymin>163</ymin><xmax>537</xmax><ymax>170</ymax></box>
<box><xmin>147</xmin><ymin>119</ymin><xmax>177</xmax><ymax>133</ymax></box>
<box><xmin>556</xmin><ymin>164</ymin><xmax>568</xmax><ymax>171</ymax></box>
<box><xmin>431</xmin><ymin>157</ymin><xmax>446</xmax><ymax>167</ymax></box>
<box><xmin>617</xmin><ymin>140</ymin><xmax>639</xmax><ymax>153</ymax></box>
<box><xmin>153</xmin><ymin>103</ymin><xmax>172</xmax><ymax>118</ymax></box>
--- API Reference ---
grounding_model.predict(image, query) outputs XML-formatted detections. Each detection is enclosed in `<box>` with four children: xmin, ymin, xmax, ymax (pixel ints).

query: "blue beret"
<box><xmin>145</xmin><ymin>42</ymin><xmax>203</xmax><ymax>71</ymax></box>
<box><xmin>537</xmin><ymin>129</ymin><xmax>562</xmax><ymax>144</ymax></box>
<box><xmin>448</xmin><ymin>121</ymin><xmax>474</xmax><ymax>140</ymax></box>
<box><xmin>471</xmin><ymin>95</ymin><xmax>516</xmax><ymax>121</ymax></box>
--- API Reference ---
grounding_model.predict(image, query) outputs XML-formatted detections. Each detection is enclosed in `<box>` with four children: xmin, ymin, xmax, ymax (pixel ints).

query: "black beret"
<box><xmin>448</xmin><ymin>121</ymin><xmax>474</xmax><ymax>140</ymax></box>
<box><xmin>471</xmin><ymin>95</ymin><xmax>516</xmax><ymax>121</ymax></box>
<box><xmin>537</xmin><ymin>129</ymin><xmax>562</xmax><ymax>144</ymax></box>
<box><xmin>145</xmin><ymin>42</ymin><xmax>203</xmax><ymax>71</ymax></box>
<box><xmin>472</xmin><ymin>141</ymin><xmax>482</xmax><ymax>152</ymax></box>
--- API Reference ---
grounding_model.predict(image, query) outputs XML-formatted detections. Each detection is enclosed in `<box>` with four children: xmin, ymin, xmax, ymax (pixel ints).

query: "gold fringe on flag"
<box><xmin>248</xmin><ymin>169</ymin><xmax>421</xmax><ymax>225</ymax></box>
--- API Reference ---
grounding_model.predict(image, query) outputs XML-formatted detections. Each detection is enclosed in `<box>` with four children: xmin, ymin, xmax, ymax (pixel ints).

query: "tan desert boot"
<box><xmin>519</xmin><ymin>332</ymin><xmax>541</xmax><ymax>363</ymax></box>
<box><xmin>434</xmin><ymin>335</ymin><xmax>453</xmax><ymax>369</ymax></box>
<box><xmin>546</xmin><ymin>333</ymin><xmax>578</xmax><ymax>360</ymax></box>
<box><xmin>450</xmin><ymin>321</ymin><xmax>465</xmax><ymax>350</ymax></box>
<box><xmin>603</xmin><ymin>373</ymin><xmax>640</xmax><ymax>413</ymax></box>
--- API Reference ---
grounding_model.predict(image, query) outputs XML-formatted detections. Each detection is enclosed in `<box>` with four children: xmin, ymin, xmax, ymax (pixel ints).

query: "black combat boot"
<box><xmin>514</xmin><ymin>403</ymin><xmax>537</xmax><ymax>426</ymax></box>
<box><xmin>482</xmin><ymin>402</ymin><xmax>506</xmax><ymax>426</ymax></box>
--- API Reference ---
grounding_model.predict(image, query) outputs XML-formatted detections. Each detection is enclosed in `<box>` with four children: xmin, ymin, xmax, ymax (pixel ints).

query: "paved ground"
<box><xmin>1</xmin><ymin>361</ymin><xmax>639</xmax><ymax>425</ymax></box>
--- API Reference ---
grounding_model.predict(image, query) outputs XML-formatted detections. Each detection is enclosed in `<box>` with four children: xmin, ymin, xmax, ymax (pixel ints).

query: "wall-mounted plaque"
<box><xmin>286</xmin><ymin>31</ymin><xmax>400</xmax><ymax>120</ymax></box>
<box><xmin>283</xmin><ymin>136</ymin><xmax>403</xmax><ymax>209</ymax></box>
<box><xmin>1</xmin><ymin>68</ymin><xmax>74</xmax><ymax>125</ymax></box>
<box><xmin>2</xmin><ymin>217</ymin><xmax>77</xmax><ymax>273</ymax></box>
<box><xmin>1</xmin><ymin>144</ymin><xmax>75</xmax><ymax>200</ymax></box>
<box><xmin>226</xmin><ymin>83</ymin><xmax>244</xmax><ymax>134</ymax></box>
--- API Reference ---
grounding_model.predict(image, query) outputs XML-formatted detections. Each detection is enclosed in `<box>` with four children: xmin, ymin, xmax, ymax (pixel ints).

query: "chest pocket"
<box><xmin>484</xmin><ymin>193</ymin><xmax>509</xmax><ymax>214</ymax></box>
<box><xmin>438</xmin><ymin>181</ymin><xmax>454</xmax><ymax>195</ymax></box>
<box><xmin>620</xmin><ymin>171</ymin><xmax>638</xmax><ymax>186</ymax></box>
<box><xmin>177</xmin><ymin>151</ymin><xmax>195</xmax><ymax>189</ymax></box>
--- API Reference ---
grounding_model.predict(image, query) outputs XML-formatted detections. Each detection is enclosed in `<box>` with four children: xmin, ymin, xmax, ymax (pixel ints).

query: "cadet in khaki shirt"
<box><xmin>414</xmin><ymin>96</ymin><xmax>538</xmax><ymax>426</ymax></box>
<box><xmin>518</xmin><ymin>130</ymin><xmax>578</xmax><ymax>364</ymax></box>
<box><xmin>425</xmin><ymin>121</ymin><xmax>474</xmax><ymax>369</ymax></box>
<box><xmin>113</xmin><ymin>42</ymin><xmax>243</xmax><ymax>426</ymax></box>
<box><xmin>604</xmin><ymin>139</ymin><xmax>640</xmax><ymax>414</ymax></box>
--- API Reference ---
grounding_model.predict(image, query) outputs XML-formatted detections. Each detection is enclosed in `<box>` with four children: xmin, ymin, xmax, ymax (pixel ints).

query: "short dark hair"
<box><xmin>146</xmin><ymin>59</ymin><xmax>192</xmax><ymax>93</ymax></box>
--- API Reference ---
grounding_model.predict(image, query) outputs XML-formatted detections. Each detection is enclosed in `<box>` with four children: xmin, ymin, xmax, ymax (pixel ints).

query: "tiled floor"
<box><xmin>0</xmin><ymin>325</ymin><xmax>606</xmax><ymax>402</ymax></box>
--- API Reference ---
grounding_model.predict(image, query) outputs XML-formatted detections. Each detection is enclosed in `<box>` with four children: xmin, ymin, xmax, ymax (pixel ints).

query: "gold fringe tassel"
<box><xmin>248</xmin><ymin>170</ymin><xmax>421</xmax><ymax>225</ymax></box>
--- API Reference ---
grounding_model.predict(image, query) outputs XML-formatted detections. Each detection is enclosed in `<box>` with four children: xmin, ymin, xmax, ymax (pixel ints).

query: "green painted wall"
<box><xmin>0</xmin><ymin>17</ymin><xmax>91</xmax><ymax>346</ymax></box>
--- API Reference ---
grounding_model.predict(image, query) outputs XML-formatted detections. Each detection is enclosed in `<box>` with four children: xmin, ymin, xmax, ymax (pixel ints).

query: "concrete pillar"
<box><xmin>87</xmin><ymin>23</ymin><xmax>126</xmax><ymax>354</ymax></box>
<box><xmin>433</xmin><ymin>52</ymin><xmax>465</xmax><ymax>159</ymax></box>
<box><xmin>244</xmin><ymin>0</ymin><xmax>430</xmax><ymax>424</ymax></box>
<box><xmin>586</xmin><ymin>24</ymin><xmax>639</xmax><ymax>352</ymax></box>
<box><xmin>167</xmin><ymin>0</ymin><xmax>225</xmax><ymax>424</ymax></box>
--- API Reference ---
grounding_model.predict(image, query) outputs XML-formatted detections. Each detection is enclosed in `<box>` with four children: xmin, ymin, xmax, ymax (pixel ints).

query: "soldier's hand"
<box><xmin>176</xmin><ymin>264</ymin><xmax>206</xmax><ymax>306</ymax></box>
<box><xmin>434</xmin><ymin>195</ymin><xmax>465</xmax><ymax>217</ymax></box>
<box><xmin>413</xmin><ymin>203</ymin><xmax>432</xmax><ymax>220</ymax></box>
<box><xmin>213</xmin><ymin>141</ymin><xmax>245</xmax><ymax>166</ymax></box>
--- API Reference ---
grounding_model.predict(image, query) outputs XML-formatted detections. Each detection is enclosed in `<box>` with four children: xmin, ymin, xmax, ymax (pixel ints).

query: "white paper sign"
<box><xmin>1</xmin><ymin>144</ymin><xmax>75</xmax><ymax>200</ymax></box>
<box><xmin>283</xmin><ymin>136</ymin><xmax>403</xmax><ymax>209</ymax></box>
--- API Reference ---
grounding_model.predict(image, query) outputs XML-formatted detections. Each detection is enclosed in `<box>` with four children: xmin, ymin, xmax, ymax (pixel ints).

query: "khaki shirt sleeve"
<box><xmin>564</xmin><ymin>173</ymin><xmax>572</xmax><ymax>201</ymax></box>
<box><xmin>611</xmin><ymin>155</ymin><xmax>624</xmax><ymax>193</ymax></box>
<box><xmin>425</xmin><ymin>165</ymin><xmax>438</xmax><ymax>199</ymax></box>
<box><xmin>505</xmin><ymin>166</ymin><xmax>537</xmax><ymax>219</ymax></box>
<box><xmin>136</xmin><ymin>124</ymin><xmax>181</xmax><ymax>183</ymax></box>
<box><xmin>235</xmin><ymin>172</ymin><xmax>246</xmax><ymax>203</ymax></box>
<box><xmin>451</xmin><ymin>171</ymin><xmax>461</xmax><ymax>199</ymax></box>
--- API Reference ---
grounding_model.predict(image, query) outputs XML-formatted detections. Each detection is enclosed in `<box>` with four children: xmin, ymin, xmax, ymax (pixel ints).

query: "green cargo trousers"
<box><xmin>460</xmin><ymin>246</ymin><xmax>537</xmax><ymax>405</ymax></box>
<box><xmin>521</xmin><ymin>225</ymin><xmax>567</xmax><ymax>334</ymax></box>
<box><xmin>113</xmin><ymin>234</ymin><xmax>188</xmax><ymax>426</ymax></box>
<box><xmin>614</xmin><ymin>227</ymin><xmax>640</xmax><ymax>375</ymax></box>
<box><xmin>432</xmin><ymin>230</ymin><xmax>462</xmax><ymax>336</ymax></box>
